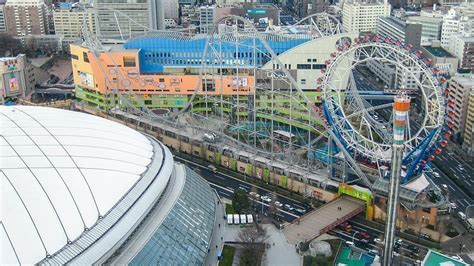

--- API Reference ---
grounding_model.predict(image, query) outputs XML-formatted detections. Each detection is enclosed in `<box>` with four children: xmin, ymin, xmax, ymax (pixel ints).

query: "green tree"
<box><xmin>232</xmin><ymin>189</ymin><xmax>250</xmax><ymax>213</ymax></box>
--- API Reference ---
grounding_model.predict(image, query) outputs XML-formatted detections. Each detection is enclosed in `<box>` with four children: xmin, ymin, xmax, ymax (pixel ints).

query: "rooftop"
<box><xmin>380</xmin><ymin>16</ymin><xmax>406</xmax><ymax>31</ymax></box>
<box><xmin>424</xmin><ymin>46</ymin><xmax>454</xmax><ymax>58</ymax></box>
<box><xmin>422</xmin><ymin>250</ymin><xmax>468</xmax><ymax>266</ymax></box>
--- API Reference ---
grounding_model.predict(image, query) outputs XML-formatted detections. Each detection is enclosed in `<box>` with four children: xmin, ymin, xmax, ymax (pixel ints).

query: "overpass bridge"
<box><xmin>284</xmin><ymin>196</ymin><xmax>365</xmax><ymax>244</ymax></box>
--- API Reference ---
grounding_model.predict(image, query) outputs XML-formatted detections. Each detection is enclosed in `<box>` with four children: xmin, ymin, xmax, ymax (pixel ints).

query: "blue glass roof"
<box><xmin>124</xmin><ymin>35</ymin><xmax>311</xmax><ymax>74</ymax></box>
<box><xmin>130</xmin><ymin>166</ymin><xmax>216</xmax><ymax>265</ymax></box>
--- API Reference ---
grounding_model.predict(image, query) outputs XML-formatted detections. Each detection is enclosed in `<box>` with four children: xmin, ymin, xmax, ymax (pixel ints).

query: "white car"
<box><xmin>275</xmin><ymin>201</ymin><xmax>283</xmax><ymax>207</ymax></box>
<box><xmin>442</xmin><ymin>184</ymin><xmax>448</xmax><ymax>190</ymax></box>
<box><xmin>249</xmin><ymin>192</ymin><xmax>260</xmax><ymax>199</ymax></box>
<box><xmin>368</xmin><ymin>249</ymin><xmax>379</xmax><ymax>256</ymax></box>
<box><xmin>433</xmin><ymin>172</ymin><xmax>440</xmax><ymax>178</ymax></box>
<box><xmin>261</xmin><ymin>196</ymin><xmax>272</xmax><ymax>203</ymax></box>
<box><xmin>374</xmin><ymin>238</ymin><xmax>383</xmax><ymax>244</ymax></box>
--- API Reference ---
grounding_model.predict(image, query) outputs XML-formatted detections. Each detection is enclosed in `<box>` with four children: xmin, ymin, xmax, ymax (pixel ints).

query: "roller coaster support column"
<box><xmin>383</xmin><ymin>93</ymin><xmax>410</xmax><ymax>266</ymax></box>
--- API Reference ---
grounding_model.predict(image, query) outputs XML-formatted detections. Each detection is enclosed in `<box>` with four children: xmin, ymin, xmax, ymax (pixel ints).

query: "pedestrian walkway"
<box><xmin>204</xmin><ymin>193</ymin><xmax>226</xmax><ymax>266</ymax></box>
<box><xmin>284</xmin><ymin>196</ymin><xmax>365</xmax><ymax>244</ymax></box>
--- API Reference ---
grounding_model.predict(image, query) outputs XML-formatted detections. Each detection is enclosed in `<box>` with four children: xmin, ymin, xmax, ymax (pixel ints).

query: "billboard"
<box><xmin>2</xmin><ymin>71</ymin><xmax>23</xmax><ymax>97</ymax></box>
<box><xmin>79</xmin><ymin>71</ymin><xmax>94</xmax><ymax>87</ymax></box>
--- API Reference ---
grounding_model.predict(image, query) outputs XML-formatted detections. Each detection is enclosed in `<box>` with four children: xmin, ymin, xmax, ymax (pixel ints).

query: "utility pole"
<box><xmin>383</xmin><ymin>93</ymin><xmax>410</xmax><ymax>266</ymax></box>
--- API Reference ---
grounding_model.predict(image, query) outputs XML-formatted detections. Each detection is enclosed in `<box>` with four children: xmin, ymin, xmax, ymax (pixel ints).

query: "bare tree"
<box><xmin>237</xmin><ymin>224</ymin><xmax>269</xmax><ymax>266</ymax></box>
<box><xmin>250</xmin><ymin>184</ymin><xmax>259</xmax><ymax>210</ymax></box>
<box><xmin>268</xmin><ymin>193</ymin><xmax>278</xmax><ymax>218</ymax></box>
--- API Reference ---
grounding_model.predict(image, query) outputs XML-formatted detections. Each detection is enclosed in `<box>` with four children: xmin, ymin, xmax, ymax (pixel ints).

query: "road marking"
<box><xmin>209</xmin><ymin>182</ymin><xmax>234</xmax><ymax>193</ymax></box>
<box><xmin>175</xmin><ymin>155</ymin><xmax>302</xmax><ymax>203</ymax></box>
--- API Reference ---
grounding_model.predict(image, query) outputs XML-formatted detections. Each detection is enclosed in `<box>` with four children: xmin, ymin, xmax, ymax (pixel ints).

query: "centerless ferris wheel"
<box><xmin>319</xmin><ymin>35</ymin><xmax>449</xmax><ymax>185</ymax></box>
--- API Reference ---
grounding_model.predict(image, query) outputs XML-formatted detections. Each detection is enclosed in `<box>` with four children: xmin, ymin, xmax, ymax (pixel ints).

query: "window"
<box><xmin>123</xmin><ymin>56</ymin><xmax>136</xmax><ymax>67</ymax></box>
<box><xmin>307</xmin><ymin>58</ymin><xmax>311</xmax><ymax>62</ymax></box>
<box><xmin>312</xmin><ymin>59</ymin><xmax>317</xmax><ymax>62</ymax></box>
<box><xmin>159</xmin><ymin>78</ymin><xmax>165</xmax><ymax>82</ymax></box>
<box><xmin>297</xmin><ymin>64</ymin><xmax>311</xmax><ymax>69</ymax></box>
<box><xmin>144</xmin><ymin>100</ymin><xmax>152</xmax><ymax>105</ymax></box>
<box><xmin>312</xmin><ymin>64</ymin><xmax>325</xmax><ymax>69</ymax></box>
<box><xmin>301</xmin><ymin>79</ymin><xmax>306</xmax><ymax>85</ymax></box>
<box><xmin>71</xmin><ymin>54</ymin><xmax>79</xmax><ymax>60</ymax></box>
<box><xmin>83</xmin><ymin>52</ymin><xmax>89</xmax><ymax>63</ymax></box>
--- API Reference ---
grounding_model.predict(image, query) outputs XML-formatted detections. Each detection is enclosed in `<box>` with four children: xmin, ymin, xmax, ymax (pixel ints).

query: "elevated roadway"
<box><xmin>284</xmin><ymin>196</ymin><xmax>365</xmax><ymax>244</ymax></box>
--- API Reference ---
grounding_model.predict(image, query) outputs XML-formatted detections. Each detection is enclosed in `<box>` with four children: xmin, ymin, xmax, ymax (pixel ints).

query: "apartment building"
<box><xmin>342</xmin><ymin>0</ymin><xmax>391</xmax><ymax>33</ymax></box>
<box><xmin>4</xmin><ymin>0</ymin><xmax>49</xmax><ymax>37</ymax></box>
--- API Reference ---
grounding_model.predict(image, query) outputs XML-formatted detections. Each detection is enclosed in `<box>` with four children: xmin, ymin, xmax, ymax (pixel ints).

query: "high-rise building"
<box><xmin>342</xmin><ymin>0</ymin><xmax>391</xmax><ymax>33</ymax></box>
<box><xmin>463</xmin><ymin>88</ymin><xmax>474</xmax><ymax>156</ymax></box>
<box><xmin>53</xmin><ymin>3</ymin><xmax>95</xmax><ymax>38</ymax></box>
<box><xmin>163</xmin><ymin>0</ymin><xmax>179</xmax><ymax>22</ymax></box>
<box><xmin>406</xmin><ymin>13</ymin><xmax>443</xmax><ymax>46</ymax></box>
<box><xmin>199</xmin><ymin>6</ymin><xmax>216</xmax><ymax>34</ymax></box>
<box><xmin>446</xmin><ymin>74</ymin><xmax>474</xmax><ymax>140</ymax></box>
<box><xmin>376</xmin><ymin>16</ymin><xmax>422</xmax><ymax>47</ymax></box>
<box><xmin>441</xmin><ymin>8</ymin><xmax>474</xmax><ymax>49</ymax></box>
<box><xmin>368</xmin><ymin>16</ymin><xmax>422</xmax><ymax>90</ymax></box>
<box><xmin>448</xmin><ymin>35</ymin><xmax>474</xmax><ymax>73</ymax></box>
<box><xmin>149</xmin><ymin>0</ymin><xmax>165</xmax><ymax>30</ymax></box>
<box><xmin>94</xmin><ymin>0</ymin><xmax>149</xmax><ymax>38</ymax></box>
<box><xmin>0</xmin><ymin>4</ymin><xmax>6</xmax><ymax>32</ymax></box>
<box><xmin>4</xmin><ymin>0</ymin><xmax>49</xmax><ymax>37</ymax></box>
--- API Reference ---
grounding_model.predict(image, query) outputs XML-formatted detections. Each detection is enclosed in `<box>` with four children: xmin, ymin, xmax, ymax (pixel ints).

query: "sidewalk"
<box><xmin>204</xmin><ymin>194</ymin><xmax>226</xmax><ymax>266</ymax></box>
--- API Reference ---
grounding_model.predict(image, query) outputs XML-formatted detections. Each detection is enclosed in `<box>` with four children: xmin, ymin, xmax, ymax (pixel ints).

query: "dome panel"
<box><xmin>0</xmin><ymin>106</ymin><xmax>156</xmax><ymax>264</ymax></box>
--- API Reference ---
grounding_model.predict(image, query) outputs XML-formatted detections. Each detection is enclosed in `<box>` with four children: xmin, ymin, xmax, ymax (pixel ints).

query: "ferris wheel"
<box><xmin>319</xmin><ymin>36</ymin><xmax>449</xmax><ymax>183</ymax></box>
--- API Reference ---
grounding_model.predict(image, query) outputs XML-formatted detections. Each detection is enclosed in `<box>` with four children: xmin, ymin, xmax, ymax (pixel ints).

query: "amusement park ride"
<box><xmin>80</xmin><ymin>11</ymin><xmax>450</xmax><ymax>264</ymax></box>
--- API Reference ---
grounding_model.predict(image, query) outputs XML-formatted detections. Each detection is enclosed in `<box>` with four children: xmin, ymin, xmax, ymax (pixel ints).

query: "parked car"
<box><xmin>284</xmin><ymin>204</ymin><xmax>294</xmax><ymax>211</ymax></box>
<box><xmin>374</xmin><ymin>238</ymin><xmax>383</xmax><ymax>244</ymax></box>
<box><xmin>274</xmin><ymin>201</ymin><xmax>283</xmax><ymax>208</ymax></box>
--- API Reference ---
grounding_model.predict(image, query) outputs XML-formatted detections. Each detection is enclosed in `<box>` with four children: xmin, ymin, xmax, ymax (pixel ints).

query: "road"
<box><xmin>174</xmin><ymin>155</ymin><xmax>312</xmax><ymax>223</ymax></box>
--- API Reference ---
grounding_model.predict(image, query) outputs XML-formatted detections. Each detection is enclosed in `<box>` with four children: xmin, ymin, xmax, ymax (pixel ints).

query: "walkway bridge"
<box><xmin>283</xmin><ymin>196</ymin><xmax>365</xmax><ymax>244</ymax></box>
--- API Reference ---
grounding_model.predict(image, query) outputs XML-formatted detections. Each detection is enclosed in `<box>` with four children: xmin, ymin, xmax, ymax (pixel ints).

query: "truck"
<box><xmin>240</xmin><ymin>214</ymin><xmax>246</xmax><ymax>224</ymax></box>
<box><xmin>233</xmin><ymin>214</ymin><xmax>240</xmax><ymax>224</ymax></box>
<box><xmin>247</xmin><ymin>214</ymin><xmax>253</xmax><ymax>224</ymax></box>
<box><xmin>227</xmin><ymin>215</ymin><xmax>233</xmax><ymax>224</ymax></box>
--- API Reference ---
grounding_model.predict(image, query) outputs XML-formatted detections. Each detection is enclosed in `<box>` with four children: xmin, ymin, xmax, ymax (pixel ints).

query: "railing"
<box><xmin>319</xmin><ymin>204</ymin><xmax>365</xmax><ymax>236</ymax></box>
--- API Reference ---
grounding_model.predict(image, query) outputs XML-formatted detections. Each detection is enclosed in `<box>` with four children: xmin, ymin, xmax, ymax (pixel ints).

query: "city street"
<box><xmin>174</xmin><ymin>155</ymin><xmax>312</xmax><ymax>223</ymax></box>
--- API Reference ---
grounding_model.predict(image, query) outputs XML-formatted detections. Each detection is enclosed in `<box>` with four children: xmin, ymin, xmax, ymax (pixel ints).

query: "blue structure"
<box><xmin>124</xmin><ymin>34</ymin><xmax>311</xmax><ymax>73</ymax></box>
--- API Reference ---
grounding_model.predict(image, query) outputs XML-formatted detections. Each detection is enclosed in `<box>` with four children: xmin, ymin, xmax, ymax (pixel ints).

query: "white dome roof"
<box><xmin>0</xmin><ymin>106</ymin><xmax>154</xmax><ymax>264</ymax></box>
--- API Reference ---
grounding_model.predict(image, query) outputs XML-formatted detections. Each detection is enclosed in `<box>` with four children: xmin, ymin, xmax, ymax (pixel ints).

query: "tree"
<box><xmin>250</xmin><ymin>184</ymin><xmax>259</xmax><ymax>210</ymax></box>
<box><xmin>237</xmin><ymin>224</ymin><xmax>269</xmax><ymax>266</ymax></box>
<box><xmin>268</xmin><ymin>193</ymin><xmax>278</xmax><ymax>218</ymax></box>
<box><xmin>0</xmin><ymin>34</ymin><xmax>23</xmax><ymax>57</ymax></box>
<box><xmin>232</xmin><ymin>189</ymin><xmax>249</xmax><ymax>213</ymax></box>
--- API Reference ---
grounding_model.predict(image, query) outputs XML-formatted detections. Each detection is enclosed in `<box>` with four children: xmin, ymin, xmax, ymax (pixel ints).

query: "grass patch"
<box><xmin>226</xmin><ymin>203</ymin><xmax>236</xmax><ymax>214</ymax></box>
<box><xmin>219</xmin><ymin>245</ymin><xmax>235</xmax><ymax>266</ymax></box>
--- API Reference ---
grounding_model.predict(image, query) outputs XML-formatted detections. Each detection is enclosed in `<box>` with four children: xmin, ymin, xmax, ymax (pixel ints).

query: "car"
<box><xmin>396</xmin><ymin>239</ymin><xmax>404</xmax><ymax>245</ymax></box>
<box><xmin>274</xmin><ymin>201</ymin><xmax>283</xmax><ymax>207</ymax></box>
<box><xmin>345</xmin><ymin>241</ymin><xmax>355</xmax><ymax>247</ymax></box>
<box><xmin>393</xmin><ymin>252</ymin><xmax>400</xmax><ymax>257</ymax></box>
<box><xmin>441</xmin><ymin>184</ymin><xmax>448</xmax><ymax>190</ymax></box>
<box><xmin>451</xmin><ymin>255</ymin><xmax>464</xmax><ymax>262</ymax></box>
<box><xmin>249</xmin><ymin>192</ymin><xmax>260</xmax><ymax>199</ymax></box>
<box><xmin>294</xmin><ymin>208</ymin><xmax>306</xmax><ymax>215</ymax></box>
<box><xmin>457</xmin><ymin>165</ymin><xmax>465</xmax><ymax>171</ymax></box>
<box><xmin>238</xmin><ymin>186</ymin><xmax>248</xmax><ymax>192</ymax></box>
<box><xmin>360</xmin><ymin>231</ymin><xmax>371</xmax><ymax>239</ymax></box>
<box><xmin>261</xmin><ymin>196</ymin><xmax>272</xmax><ymax>203</ymax></box>
<box><xmin>368</xmin><ymin>249</ymin><xmax>379</xmax><ymax>256</ymax></box>
<box><xmin>374</xmin><ymin>238</ymin><xmax>383</xmax><ymax>244</ymax></box>
<box><xmin>433</xmin><ymin>172</ymin><xmax>440</xmax><ymax>178</ymax></box>
<box><xmin>450</xmin><ymin>202</ymin><xmax>457</xmax><ymax>209</ymax></box>
<box><xmin>407</xmin><ymin>244</ymin><xmax>419</xmax><ymax>252</ymax></box>
<box><xmin>284</xmin><ymin>204</ymin><xmax>294</xmax><ymax>211</ymax></box>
